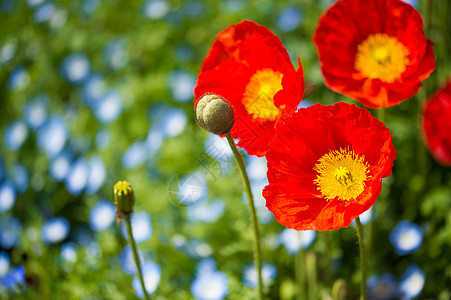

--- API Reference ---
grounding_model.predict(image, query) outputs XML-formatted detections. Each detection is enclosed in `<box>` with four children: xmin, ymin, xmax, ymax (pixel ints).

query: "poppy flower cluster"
<box><xmin>313</xmin><ymin>0</ymin><xmax>435</xmax><ymax>108</ymax></box>
<box><xmin>422</xmin><ymin>80</ymin><xmax>451</xmax><ymax>166</ymax></box>
<box><xmin>194</xmin><ymin>16</ymin><xmax>401</xmax><ymax>231</ymax></box>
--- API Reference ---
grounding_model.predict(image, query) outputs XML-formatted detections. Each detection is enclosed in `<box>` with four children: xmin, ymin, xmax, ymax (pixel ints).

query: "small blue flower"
<box><xmin>132</xmin><ymin>261</ymin><xmax>161</xmax><ymax>298</ymax></box>
<box><xmin>191</xmin><ymin>265</ymin><xmax>228</xmax><ymax>300</ymax></box>
<box><xmin>61</xmin><ymin>242</ymin><xmax>77</xmax><ymax>263</ymax></box>
<box><xmin>28</xmin><ymin>0</ymin><xmax>44</xmax><ymax>8</ymax></box>
<box><xmin>4</xmin><ymin>121</ymin><xmax>28</xmax><ymax>151</ymax></box>
<box><xmin>0</xmin><ymin>181</ymin><xmax>16</xmax><ymax>213</ymax></box>
<box><xmin>0</xmin><ymin>215</ymin><xmax>22</xmax><ymax>249</ymax></box>
<box><xmin>168</xmin><ymin>70</ymin><xmax>196</xmax><ymax>103</ymax></box>
<box><xmin>49</xmin><ymin>150</ymin><xmax>73</xmax><ymax>181</ymax></box>
<box><xmin>61</xmin><ymin>53</ymin><xmax>90</xmax><ymax>84</ymax></box>
<box><xmin>277</xmin><ymin>6</ymin><xmax>303</xmax><ymax>32</ymax></box>
<box><xmin>122</xmin><ymin>212</ymin><xmax>153</xmax><ymax>243</ymax></box>
<box><xmin>158</xmin><ymin>108</ymin><xmax>187</xmax><ymax>138</ymax></box>
<box><xmin>187</xmin><ymin>199</ymin><xmax>225</xmax><ymax>223</ymax></box>
<box><xmin>195</xmin><ymin>258</ymin><xmax>217</xmax><ymax>275</ymax></box>
<box><xmin>23</xmin><ymin>94</ymin><xmax>49</xmax><ymax>129</ymax></box>
<box><xmin>81</xmin><ymin>0</ymin><xmax>99</xmax><ymax>15</ymax></box>
<box><xmin>65</xmin><ymin>157</ymin><xmax>89</xmax><ymax>195</ymax></box>
<box><xmin>367</xmin><ymin>273</ymin><xmax>398</xmax><ymax>300</ymax></box>
<box><xmin>103</xmin><ymin>39</ymin><xmax>128</xmax><ymax>70</ymax></box>
<box><xmin>85</xmin><ymin>155</ymin><xmax>106</xmax><ymax>194</ymax></box>
<box><xmin>10</xmin><ymin>163</ymin><xmax>29</xmax><ymax>193</ymax></box>
<box><xmin>37</xmin><ymin>115</ymin><xmax>68</xmax><ymax>158</ymax></box>
<box><xmin>183</xmin><ymin>239</ymin><xmax>212</xmax><ymax>258</ymax></box>
<box><xmin>399</xmin><ymin>264</ymin><xmax>425</xmax><ymax>299</ymax></box>
<box><xmin>0</xmin><ymin>42</ymin><xmax>16</xmax><ymax>65</ymax></box>
<box><xmin>143</xmin><ymin>0</ymin><xmax>169</xmax><ymax>19</ymax></box>
<box><xmin>122</xmin><ymin>140</ymin><xmax>148</xmax><ymax>170</ymax></box>
<box><xmin>82</xmin><ymin>74</ymin><xmax>106</xmax><ymax>107</ymax></box>
<box><xmin>89</xmin><ymin>199</ymin><xmax>115</xmax><ymax>232</ymax></box>
<box><xmin>119</xmin><ymin>245</ymin><xmax>144</xmax><ymax>275</ymax></box>
<box><xmin>389</xmin><ymin>220</ymin><xmax>423</xmax><ymax>255</ymax></box>
<box><xmin>0</xmin><ymin>251</ymin><xmax>10</xmax><ymax>277</ymax></box>
<box><xmin>279</xmin><ymin>228</ymin><xmax>316</xmax><ymax>255</ymax></box>
<box><xmin>93</xmin><ymin>90</ymin><xmax>123</xmax><ymax>124</ymax></box>
<box><xmin>8</xmin><ymin>66</ymin><xmax>30</xmax><ymax>91</ymax></box>
<box><xmin>204</xmin><ymin>134</ymin><xmax>233</xmax><ymax>162</ymax></box>
<box><xmin>243</xmin><ymin>263</ymin><xmax>277</xmax><ymax>288</ymax></box>
<box><xmin>177</xmin><ymin>173</ymin><xmax>208</xmax><ymax>206</ymax></box>
<box><xmin>1</xmin><ymin>265</ymin><xmax>26</xmax><ymax>290</ymax></box>
<box><xmin>34</xmin><ymin>2</ymin><xmax>56</xmax><ymax>22</ymax></box>
<box><xmin>146</xmin><ymin>126</ymin><xmax>164</xmax><ymax>156</ymax></box>
<box><xmin>41</xmin><ymin>217</ymin><xmax>70</xmax><ymax>244</ymax></box>
<box><xmin>246</xmin><ymin>155</ymin><xmax>268</xmax><ymax>185</ymax></box>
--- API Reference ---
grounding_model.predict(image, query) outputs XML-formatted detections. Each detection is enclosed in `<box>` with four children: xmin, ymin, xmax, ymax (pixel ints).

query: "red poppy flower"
<box><xmin>313</xmin><ymin>0</ymin><xmax>435</xmax><ymax>108</ymax></box>
<box><xmin>194</xmin><ymin>20</ymin><xmax>304</xmax><ymax>156</ymax></box>
<box><xmin>263</xmin><ymin>102</ymin><xmax>396</xmax><ymax>231</ymax></box>
<box><xmin>422</xmin><ymin>80</ymin><xmax>451</xmax><ymax>166</ymax></box>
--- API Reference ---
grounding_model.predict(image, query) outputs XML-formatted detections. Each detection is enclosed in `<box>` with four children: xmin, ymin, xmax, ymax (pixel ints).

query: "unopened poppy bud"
<box><xmin>113</xmin><ymin>180</ymin><xmax>135</xmax><ymax>221</ymax></box>
<box><xmin>195</xmin><ymin>94</ymin><xmax>234</xmax><ymax>135</ymax></box>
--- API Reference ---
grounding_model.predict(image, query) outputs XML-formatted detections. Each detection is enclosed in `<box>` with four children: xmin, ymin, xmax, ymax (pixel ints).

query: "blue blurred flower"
<box><xmin>247</xmin><ymin>182</ymin><xmax>273</xmax><ymax>224</ymax></box>
<box><xmin>0</xmin><ymin>181</ymin><xmax>16</xmax><ymax>212</ymax></box>
<box><xmin>81</xmin><ymin>0</ymin><xmax>99</xmax><ymax>15</ymax></box>
<box><xmin>37</xmin><ymin>115</ymin><xmax>68</xmax><ymax>158</ymax></box>
<box><xmin>85</xmin><ymin>155</ymin><xmax>106</xmax><ymax>194</ymax></box>
<box><xmin>399</xmin><ymin>264</ymin><xmax>425</xmax><ymax>299</ymax></box>
<box><xmin>41</xmin><ymin>217</ymin><xmax>70</xmax><ymax>244</ymax></box>
<box><xmin>195</xmin><ymin>257</ymin><xmax>217</xmax><ymax>274</ymax></box>
<box><xmin>28</xmin><ymin>0</ymin><xmax>44</xmax><ymax>8</ymax></box>
<box><xmin>402</xmin><ymin>0</ymin><xmax>418</xmax><ymax>8</ymax></box>
<box><xmin>246</xmin><ymin>155</ymin><xmax>267</xmax><ymax>184</ymax></box>
<box><xmin>49</xmin><ymin>150</ymin><xmax>73</xmax><ymax>181</ymax></box>
<box><xmin>277</xmin><ymin>6</ymin><xmax>303</xmax><ymax>32</ymax></box>
<box><xmin>65</xmin><ymin>157</ymin><xmax>89</xmax><ymax>195</ymax></box>
<box><xmin>177</xmin><ymin>172</ymin><xmax>208</xmax><ymax>206</ymax></box>
<box><xmin>191</xmin><ymin>263</ymin><xmax>228</xmax><ymax>300</ymax></box>
<box><xmin>23</xmin><ymin>94</ymin><xmax>49</xmax><ymax>129</ymax></box>
<box><xmin>220</xmin><ymin>0</ymin><xmax>245</xmax><ymax>13</ymax></box>
<box><xmin>143</xmin><ymin>0</ymin><xmax>169</xmax><ymax>19</ymax></box>
<box><xmin>159</xmin><ymin>108</ymin><xmax>187</xmax><ymax>138</ymax></box>
<box><xmin>10</xmin><ymin>163</ymin><xmax>29</xmax><ymax>193</ymax></box>
<box><xmin>122</xmin><ymin>212</ymin><xmax>153</xmax><ymax>243</ymax></box>
<box><xmin>95</xmin><ymin>129</ymin><xmax>110</xmax><ymax>150</ymax></box>
<box><xmin>175</xmin><ymin>44</ymin><xmax>193</xmax><ymax>62</ymax></box>
<box><xmin>89</xmin><ymin>199</ymin><xmax>115</xmax><ymax>232</ymax></box>
<box><xmin>61</xmin><ymin>53</ymin><xmax>90</xmax><ymax>84</ymax></box>
<box><xmin>0</xmin><ymin>42</ymin><xmax>16</xmax><ymax>65</ymax></box>
<box><xmin>93</xmin><ymin>90</ymin><xmax>123</xmax><ymax>124</ymax></box>
<box><xmin>243</xmin><ymin>263</ymin><xmax>277</xmax><ymax>288</ymax></box>
<box><xmin>82</xmin><ymin>74</ymin><xmax>106</xmax><ymax>107</ymax></box>
<box><xmin>0</xmin><ymin>215</ymin><xmax>22</xmax><ymax>249</ymax></box>
<box><xmin>0</xmin><ymin>251</ymin><xmax>10</xmax><ymax>277</ymax></box>
<box><xmin>119</xmin><ymin>245</ymin><xmax>144</xmax><ymax>275</ymax></box>
<box><xmin>8</xmin><ymin>66</ymin><xmax>29</xmax><ymax>91</ymax></box>
<box><xmin>389</xmin><ymin>221</ymin><xmax>423</xmax><ymax>255</ymax></box>
<box><xmin>1</xmin><ymin>265</ymin><xmax>26</xmax><ymax>290</ymax></box>
<box><xmin>298</xmin><ymin>99</ymin><xmax>314</xmax><ymax>109</ymax></box>
<box><xmin>122</xmin><ymin>140</ymin><xmax>148</xmax><ymax>170</ymax></box>
<box><xmin>168</xmin><ymin>70</ymin><xmax>195</xmax><ymax>103</ymax></box>
<box><xmin>132</xmin><ymin>261</ymin><xmax>161</xmax><ymax>298</ymax></box>
<box><xmin>279</xmin><ymin>228</ymin><xmax>316</xmax><ymax>255</ymax></box>
<box><xmin>4</xmin><ymin>121</ymin><xmax>28</xmax><ymax>151</ymax></box>
<box><xmin>1</xmin><ymin>0</ymin><xmax>15</xmax><ymax>13</ymax></box>
<box><xmin>184</xmin><ymin>239</ymin><xmax>212</xmax><ymax>258</ymax></box>
<box><xmin>204</xmin><ymin>134</ymin><xmax>233</xmax><ymax>162</ymax></box>
<box><xmin>61</xmin><ymin>242</ymin><xmax>77</xmax><ymax>263</ymax></box>
<box><xmin>34</xmin><ymin>2</ymin><xmax>56</xmax><ymax>22</ymax></box>
<box><xmin>183</xmin><ymin>1</ymin><xmax>204</xmax><ymax>17</ymax></box>
<box><xmin>49</xmin><ymin>8</ymin><xmax>67</xmax><ymax>29</ymax></box>
<box><xmin>104</xmin><ymin>39</ymin><xmax>128</xmax><ymax>70</ymax></box>
<box><xmin>367</xmin><ymin>273</ymin><xmax>398</xmax><ymax>300</ymax></box>
<box><xmin>187</xmin><ymin>198</ymin><xmax>225</xmax><ymax>223</ymax></box>
<box><xmin>146</xmin><ymin>126</ymin><xmax>164</xmax><ymax>156</ymax></box>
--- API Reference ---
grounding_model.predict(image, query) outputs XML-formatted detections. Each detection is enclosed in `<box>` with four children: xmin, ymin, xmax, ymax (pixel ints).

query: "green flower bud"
<box><xmin>113</xmin><ymin>180</ymin><xmax>135</xmax><ymax>220</ymax></box>
<box><xmin>195</xmin><ymin>94</ymin><xmax>234</xmax><ymax>135</ymax></box>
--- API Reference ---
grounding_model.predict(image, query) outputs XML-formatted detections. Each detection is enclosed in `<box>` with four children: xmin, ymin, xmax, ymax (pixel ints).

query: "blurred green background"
<box><xmin>0</xmin><ymin>0</ymin><xmax>450</xmax><ymax>299</ymax></box>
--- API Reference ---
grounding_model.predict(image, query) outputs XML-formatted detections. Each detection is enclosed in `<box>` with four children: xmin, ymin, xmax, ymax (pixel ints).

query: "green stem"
<box><xmin>226</xmin><ymin>133</ymin><xmax>264</xmax><ymax>300</ymax></box>
<box><xmin>295</xmin><ymin>248</ymin><xmax>306</xmax><ymax>300</ymax></box>
<box><xmin>355</xmin><ymin>217</ymin><xmax>367</xmax><ymax>300</ymax></box>
<box><xmin>306</xmin><ymin>252</ymin><xmax>318</xmax><ymax>300</ymax></box>
<box><xmin>125</xmin><ymin>214</ymin><xmax>150</xmax><ymax>300</ymax></box>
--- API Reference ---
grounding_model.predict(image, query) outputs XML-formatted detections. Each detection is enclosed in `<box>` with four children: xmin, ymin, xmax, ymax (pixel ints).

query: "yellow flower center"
<box><xmin>313</xmin><ymin>148</ymin><xmax>370</xmax><ymax>201</ymax></box>
<box><xmin>114</xmin><ymin>181</ymin><xmax>132</xmax><ymax>196</ymax></box>
<box><xmin>242</xmin><ymin>68</ymin><xmax>283</xmax><ymax>122</ymax></box>
<box><xmin>355</xmin><ymin>33</ymin><xmax>410</xmax><ymax>83</ymax></box>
